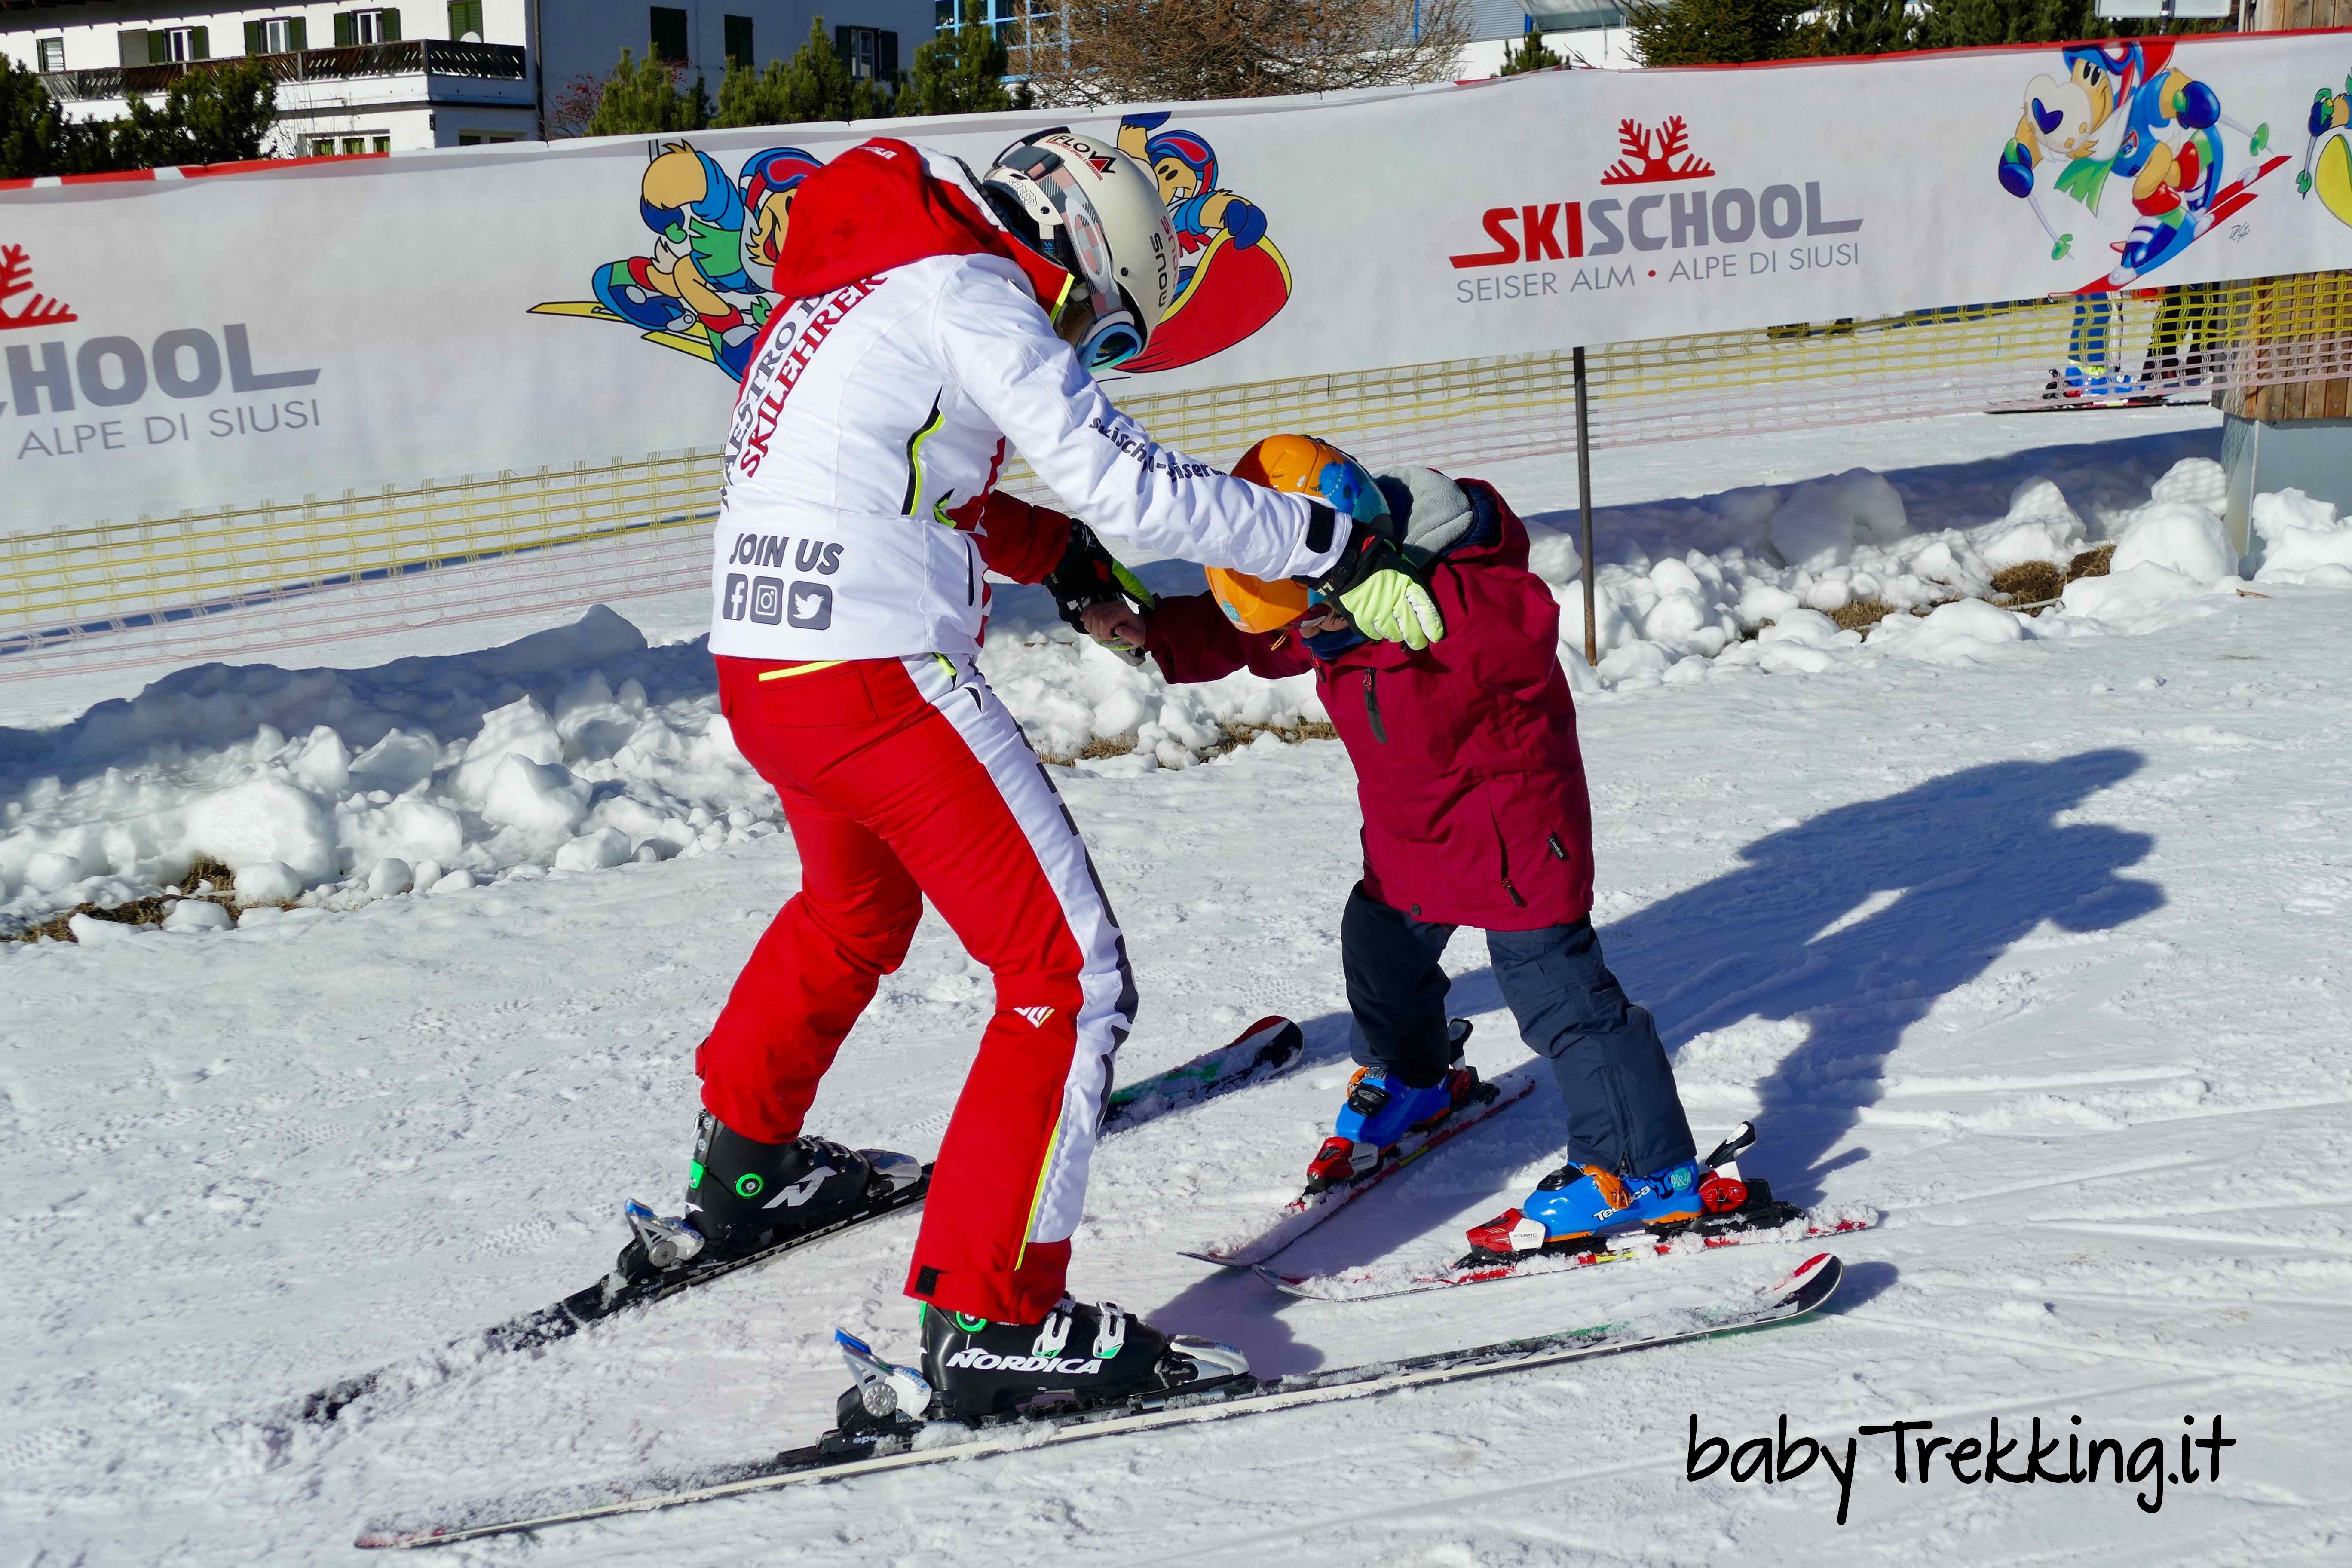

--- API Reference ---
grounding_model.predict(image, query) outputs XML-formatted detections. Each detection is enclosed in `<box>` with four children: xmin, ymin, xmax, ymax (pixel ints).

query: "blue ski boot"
<box><xmin>1304</xmin><ymin>1020</ymin><xmax>1481</xmax><ymax>1194</ymax></box>
<box><xmin>1463</xmin><ymin>1122</ymin><xmax>1798</xmax><ymax>1261</ymax></box>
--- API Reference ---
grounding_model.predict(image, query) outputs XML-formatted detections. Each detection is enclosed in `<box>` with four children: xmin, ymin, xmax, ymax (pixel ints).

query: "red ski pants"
<box><xmin>700</xmin><ymin>651</ymin><xmax>1135</xmax><ymax>1323</ymax></box>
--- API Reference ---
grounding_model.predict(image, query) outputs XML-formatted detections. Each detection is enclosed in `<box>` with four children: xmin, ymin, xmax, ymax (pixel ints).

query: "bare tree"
<box><xmin>1020</xmin><ymin>0</ymin><xmax>1470</xmax><ymax>107</ymax></box>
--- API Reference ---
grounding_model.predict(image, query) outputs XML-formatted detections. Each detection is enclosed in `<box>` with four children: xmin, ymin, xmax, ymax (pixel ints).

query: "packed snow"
<box><xmin>4</xmin><ymin>408</ymin><xmax>2351</xmax><ymax>1565</ymax></box>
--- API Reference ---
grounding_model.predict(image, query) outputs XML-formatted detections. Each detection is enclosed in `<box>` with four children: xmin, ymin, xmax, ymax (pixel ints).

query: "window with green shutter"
<box><xmin>148</xmin><ymin>27</ymin><xmax>207</xmax><ymax>63</ymax></box>
<box><xmin>448</xmin><ymin>2</ymin><xmax>484</xmax><ymax>42</ymax></box>
<box><xmin>335</xmin><ymin>9</ymin><xmax>401</xmax><ymax>46</ymax></box>
<box><xmin>724</xmin><ymin>14</ymin><xmax>753</xmax><ymax>69</ymax></box>
<box><xmin>249</xmin><ymin>18</ymin><xmax>306</xmax><ymax>55</ymax></box>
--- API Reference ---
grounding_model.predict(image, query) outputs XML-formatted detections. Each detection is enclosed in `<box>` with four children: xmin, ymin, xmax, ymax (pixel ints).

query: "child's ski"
<box><xmin>1181</xmin><ymin>1068</ymin><xmax>1538</xmax><ymax>1271</ymax></box>
<box><xmin>354</xmin><ymin>1253</ymin><xmax>1844</xmax><ymax>1550</ymax></box>
<box><xmin>1254</xmin><ymin>1209</ymin><xmax>1877</xmax><ymax>1302</ymax></box>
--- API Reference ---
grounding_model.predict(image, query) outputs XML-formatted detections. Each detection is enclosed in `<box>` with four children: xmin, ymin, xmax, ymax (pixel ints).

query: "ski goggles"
<box><xmin>996</xmin><ymin>143</ymin><xmax>1148</xmax><ymax>372</ymax></box>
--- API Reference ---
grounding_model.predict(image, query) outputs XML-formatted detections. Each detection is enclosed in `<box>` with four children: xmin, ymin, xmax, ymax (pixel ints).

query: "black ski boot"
<box><xmin>682</xmin><ymin>1111</ymin><xmax>875</xmax><ymax>1258</ymax></box>
<box><xmin>911</xmin><ymin>1296</ymin><xmax>1250</xmax><ymax>1420</ymax></box>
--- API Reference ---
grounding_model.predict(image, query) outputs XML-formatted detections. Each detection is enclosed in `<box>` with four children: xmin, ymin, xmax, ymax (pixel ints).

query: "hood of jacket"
<box><xmin>1307</xmin><ymin>478</ymin><xmax>1508</xmax><ymax>668</ymax></box>
<box><xmin>771</xmin><ymin>137</ymin><xmax>1072</xmax><ymax>309</ymax></box>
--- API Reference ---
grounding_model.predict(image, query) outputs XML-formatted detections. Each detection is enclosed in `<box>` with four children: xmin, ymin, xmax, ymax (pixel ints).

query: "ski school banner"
<box><xmin>3</xmin><ymin>28</ymin><xmax>2350</xmax><ymax>535</ymax></box>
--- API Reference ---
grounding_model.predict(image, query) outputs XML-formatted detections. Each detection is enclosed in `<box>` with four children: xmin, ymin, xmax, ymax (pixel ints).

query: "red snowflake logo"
<box><xmin>1599</xmin><ymin>117</ymin><xmax>1716</xmax><ymax>186</ymax></box>
<box><xmin>0</xmin><ymin>244</ymin><xmax>77</xmax><ymax>331</ymax></box>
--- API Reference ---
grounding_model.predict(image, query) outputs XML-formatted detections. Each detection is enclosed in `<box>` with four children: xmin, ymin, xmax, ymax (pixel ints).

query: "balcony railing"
<box><xmin>41</xmin><ymin>41</ymin><xmax>528</xmax><ymax>102</ymax></box>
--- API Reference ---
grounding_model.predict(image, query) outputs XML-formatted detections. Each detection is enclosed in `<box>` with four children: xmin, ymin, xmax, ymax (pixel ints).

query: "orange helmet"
<box><xmin>1206</xmin><ymin>435</ymin><xmax>1354</xmax><ymax>633</ymax></box>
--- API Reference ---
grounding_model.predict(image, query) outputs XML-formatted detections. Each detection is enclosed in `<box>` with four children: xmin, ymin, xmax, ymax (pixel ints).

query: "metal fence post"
<box><xmin>1574</xmin><ymin>344</ymin><xmax>1597</xmax><ymax>667</ymax></box>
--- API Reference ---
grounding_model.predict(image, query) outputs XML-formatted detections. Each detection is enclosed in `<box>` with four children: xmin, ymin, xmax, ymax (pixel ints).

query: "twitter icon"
<box><xmin>787</xmin><ymin>581</ymin><xmax>834</xmax><ymax>631</ymax></box>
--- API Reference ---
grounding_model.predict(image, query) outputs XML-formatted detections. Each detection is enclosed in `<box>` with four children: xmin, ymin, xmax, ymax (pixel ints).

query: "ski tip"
<box><xmin>1177</xmin><ymin>1249</ymin><xmax>1251</xmax><ymax>1270</ymax></box>
<box><xmin>835</xmin><ymin>1329</ymin><xmax>874</xmax><ymax>1354</ymax></box>
<box><xmin>354</xmin><ymin>1524</ymin><xmax>438</xmax><ymax>1550</ymax></box>
<box><xmin>1248</xmin><ymin>1264</ymin><xmax>1307</xmax><ymax>1291</ymax></box>
<box><xmin>1245</xmin><ymin>1016</ymin><xmax>1305</xmax><ymax>1066</ymax></box>
<box><xmin>1770</xmin><ymin>1251</ymin><xmax>1844</xmax><ymax>1311</ymax></box>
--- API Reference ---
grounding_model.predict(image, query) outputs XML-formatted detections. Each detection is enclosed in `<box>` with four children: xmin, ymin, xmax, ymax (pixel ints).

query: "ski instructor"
<box><xmin>674</xmin><ymin>129</ymin><xmax>1445</xmax><ymax>1416</ymax></box>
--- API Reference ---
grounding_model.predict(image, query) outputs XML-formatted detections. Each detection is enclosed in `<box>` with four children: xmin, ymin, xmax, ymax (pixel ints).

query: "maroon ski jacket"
<box><xmin>1143</xmin><ymin>480</ymin><xmax>1595</xmax><ymax>931</ymax></box>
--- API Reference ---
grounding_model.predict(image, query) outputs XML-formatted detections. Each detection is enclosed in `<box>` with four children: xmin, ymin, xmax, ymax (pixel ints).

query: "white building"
<box><xmin>0</xmin><ymin>0</ymin><xmax>935</xmax><ymax>156</ymax></box>
<box><xmin>1455</xmin><ymin>0</ymin><xmax>1636</xmax><ymax>77</ymax></box>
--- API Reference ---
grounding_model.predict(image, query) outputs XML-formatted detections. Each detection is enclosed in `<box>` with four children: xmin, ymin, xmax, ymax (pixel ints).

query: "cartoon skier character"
<box><xmin>590</xmin><ymin>143</ymin><xmax>822</xmax><ymax>380</ymax></box>
<box><xmin>2300</xmin><ymin>71</ymin><xmax>2352</xmax><ymax>227</ymax></box>
<box><xmin>1997</xmin><ymin>42</ymin><xmax>2269</xmax><ymax>290</ymax></box>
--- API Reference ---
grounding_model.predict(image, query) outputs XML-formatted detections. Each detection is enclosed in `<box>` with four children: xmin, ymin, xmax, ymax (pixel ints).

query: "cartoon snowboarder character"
<box><xmin>588</xmin><ymin>143</ymin><xmax>822</xmax><ymax>381</ymax></box>
<box><xmin>2300</xmin><ymin>72</ymin><xmax>2352</xmax><ymax>228</ymax></box>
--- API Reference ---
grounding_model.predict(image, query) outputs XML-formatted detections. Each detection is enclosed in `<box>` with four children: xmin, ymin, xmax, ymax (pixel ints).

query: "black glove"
<box><xmin>1044</xmin><ymin>521</ymin><xmax>1157</xmax><ymax>665</ymax></box>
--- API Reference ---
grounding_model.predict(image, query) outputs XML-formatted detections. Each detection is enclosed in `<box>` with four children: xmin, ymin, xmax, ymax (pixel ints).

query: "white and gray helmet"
<box><xmin>981</xmin><ymin>129</ymin><xmax>1177</xmax><ymax>371</ymax></box>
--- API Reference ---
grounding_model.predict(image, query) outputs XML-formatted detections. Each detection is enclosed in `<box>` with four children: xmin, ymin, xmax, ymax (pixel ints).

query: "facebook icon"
<box><xmin>721</xmin><ymin>573</ymin><xmax>749</xmax><ymax>621</ymax></box>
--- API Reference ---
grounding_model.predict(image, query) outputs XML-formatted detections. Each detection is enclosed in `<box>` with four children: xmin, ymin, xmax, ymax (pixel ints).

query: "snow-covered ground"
<box><xmin>6</xmin><ymin>409</ymin><xmax>2352</xmax><ymax>1564</ymax></box>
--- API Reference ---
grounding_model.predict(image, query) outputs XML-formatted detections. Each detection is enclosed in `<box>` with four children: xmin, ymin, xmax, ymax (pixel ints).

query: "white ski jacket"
<box><xmin>708</xmin><ymin>141</ymin><xmax>1339</xmax><ymax>662</ymax></box>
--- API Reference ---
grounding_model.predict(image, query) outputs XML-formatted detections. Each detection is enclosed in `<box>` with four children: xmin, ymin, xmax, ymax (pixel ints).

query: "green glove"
<box><xmin>1338</xmin><ymin>558</ymin><xmax>1446</xmax><ymax>649</ymax></box>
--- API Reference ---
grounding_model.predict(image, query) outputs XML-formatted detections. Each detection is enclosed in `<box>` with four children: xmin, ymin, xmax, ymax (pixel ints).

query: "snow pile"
<box><xmin>2250</xmin><ymin>489</ymin><xmax>2352</xmax><ymax>588</ymax></box>
<box><xmin>0</xmin><ymin>607</ymin><xmax>775</xmax><ymax>931</ymax></box>
<box><xmin>9</xmin><ymin>445</ymin><xmax>2347</xmax><ymax>934</ymax></box>
<box><xmin>1863</xmin><ymin>597</ymin><xmax>2031</xmax><ymax>663</ymax></box>
<box><xmin>2033</xmin><ymin>459</ymin><xmax>2256</xmax><ymax>634</ymax></box>
<box><xmin>973</xmin><ymin>616</ymin><xmax>1323</xmax><ymax>768</ymax></box>
<box><xmin>1973</xmin><ymin>478</ymin><xmax>2088</xmax><ymax>573</ymax></box>
<box><xmin>1764</xmin><ymin>467</ymin><xmax>1911</xmax><ymax>570</ymax></box>
<box><xmin>2109</xmin><ymin>502</ymin><xmax>2238</xmax><ymax>581</ymax></box>
<box><xmin>1537</xmin><ymin>465</ymin><xmax>2118</xmax><ymax>688</ymax></box>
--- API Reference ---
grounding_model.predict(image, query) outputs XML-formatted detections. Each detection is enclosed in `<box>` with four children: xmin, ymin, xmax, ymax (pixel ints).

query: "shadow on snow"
<box><xmin>1156</xmin><ymin>749</ymin><xmax>2162</xmax><ymax>1375</ymax></box>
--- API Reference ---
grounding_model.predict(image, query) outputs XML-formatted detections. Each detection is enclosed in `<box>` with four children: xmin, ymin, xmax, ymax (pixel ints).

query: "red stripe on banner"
<box><xmin>1453</xmin><ymin>24</ymin><xmax>2352</xmax><ymax>82</ymax></box>
<box><xmin>183</xmin><ymin>153</ymin><xmax>389</xmax><ymax>178</ymax></box>
<box><xmin>0</xmin><ymin>150</ymin><xmax>392</xmax><ymax>195</ymax></box>
<box><xmin>1640</xmin><ymin>24</ymin><xmax>2352</xmax><ymax>73</ymax></box>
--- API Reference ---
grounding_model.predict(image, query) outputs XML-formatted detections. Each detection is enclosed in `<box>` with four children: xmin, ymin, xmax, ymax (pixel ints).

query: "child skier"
<box><xmin>1081</xmin><ymin>435</ymin><xmax>1750</xmax><ymax>1259</ymax></box>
